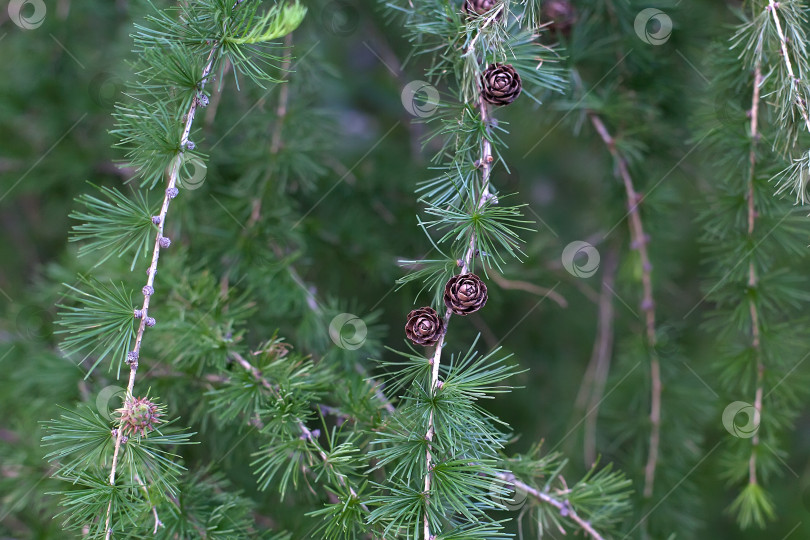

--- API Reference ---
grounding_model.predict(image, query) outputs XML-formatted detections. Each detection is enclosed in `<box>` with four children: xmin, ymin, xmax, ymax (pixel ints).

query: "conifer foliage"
<box><xmin>42</xmin><ymin>1</ymin><xmax>306</xmax><ymax>537</ymax></box>
<box><xmin>5</xmin><ymin>0</ymin><xmax>810</xmax><ymax>539</ymax></box>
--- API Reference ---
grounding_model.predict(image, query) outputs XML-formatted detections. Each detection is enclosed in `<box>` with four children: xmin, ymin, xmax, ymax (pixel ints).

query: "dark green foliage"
<box><xmin>69</xmin><ymin>184</ymin><xmax>159</xmax><ymax>269</ymax></box>
<box><xmin>56</xmin><ymin>278</ymin><xmax>137</xmax><ymax>378</ymax></box>
<box><xmin>5</xmin><ymin>0</ymin><xmax>810</xmax><ymax>538</ymax></box>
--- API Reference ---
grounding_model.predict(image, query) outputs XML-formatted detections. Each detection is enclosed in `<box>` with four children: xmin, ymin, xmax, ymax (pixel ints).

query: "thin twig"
<box><xmin>203</xmin><ymin>59</ymin><xmax>230</xmax><ymax>131</ymax></box>
<box><xmin>423</xmin><ymin>92</ymin><xmax>494</xmax><ymax>540</ymax></box>
<box><xmin>573</xmin><ymin>246</ymin><xmax>618</xmax><ymax>467</ymax></box>
<box><xmin>496</xmin><ymin>472</ymin><xmax>606</xmax><ymax>540</ymax></box>
<box><xmin>587</xmin><ymin>112</ymin><xmax>660</xmax><ymax>499</ymax></box>
<box><xmin>767</xmin><ymin>0</ymin><xmax>810</xmax><ymax>134</ymax></box>
<box><xmin>462</xmin><ymin>5</ymin><xmax>504</xmax><ymax>59</ymax></box>
<box><xmin>270</xmin><ymin>33</ymin><xmax>294</xmax><ymax>155</ymax></box>
<box><xmin>229</xmin><ymin>351</ymin><xmax>368</xmax><ymax>510</ymax></box>
<box><xmin>134</xmin><ymin>472</ymin><xmax>162</xmax><ymax>534</ymax></box>
<box><xmin>747</xmin><ymin>65</ymin><xmax>764</xmax><ymax>486</ymax></box>
<box><xmin>103</xmin><ymin>44</ymin><xmax>219</xmax><ymax>540</ymax></box>
<box><xmin>247</xmin><ymin>33</ymin><xmax>293</xmax><ymax>226</ymax></box>
<box><xmin>489</xmin><ymin>271</ymin><xmax>568</xmax><ymax>308</ymax></box>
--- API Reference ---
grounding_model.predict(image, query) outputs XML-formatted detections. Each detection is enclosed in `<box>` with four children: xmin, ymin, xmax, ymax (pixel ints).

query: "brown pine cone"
<box><xmin>405</xmin><ymin>307</ymin><xmax>444</xmax><ymax>346</ymax></box>
<box><xmin>462</xmin><ymin>0</ymin><xmax>502</xmax><ymax>18</ymax></box>
<box><xmin>480</xmin><ymin>63</ymin><xmax>521</xmax><ymax>106</ymax></box>
<box><xmin>542</xmin><ymin>0</ymin><xmax>577</xmax><ymax>34</ymax></box>
<box><xmin>444</xmin><ymin>273</ymin><xmax>488</xmax><ymax>315</ymax></box>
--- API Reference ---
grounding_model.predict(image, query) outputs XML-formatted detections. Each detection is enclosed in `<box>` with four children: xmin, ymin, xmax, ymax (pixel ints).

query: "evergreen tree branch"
<box><xmin>422</xmin><ymin>92</ymin><xmax>494</xmax><ymax>540</ymax></box>
<box><xmin>766</xmin><ymin>0</ymin><xmax>810</xmax><ymax>134</ymax></box>
<box><xmin>746</xmin><ymin>65</ymin><xmax>764</xmax><ymax>488</ymax></box>
<box><xmin>104</xmin><ymin>43</ymin><xmax>219</xmax><ymax>540</ymax></box>
<box><xmin>228</xmin><ymin>350</ymin><xmax>367</xmax><ymax>509</ymax></box>
<box><xmin>496</xmin><ymin>472</ymin><xmax>606</xmax><ymax>540</ymax></box>
<box><xmin>372</xmin><ymin>346</ymin><xmax>617</xmax><ymax>540</ymax></box>
<box><xmin>587</xmin><ymin>112</ymin><xmax>660</xmax><ymax>499</ymax></box>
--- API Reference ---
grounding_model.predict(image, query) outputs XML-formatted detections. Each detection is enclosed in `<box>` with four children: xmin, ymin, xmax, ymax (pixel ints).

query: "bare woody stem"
<box><xmin>575</xmin><ymin>246</ymin><xmax>618</xmax><ymax>467</ymax></box>
<box><xmin>103</xmin><ymin>44</ymin><xmax>219</xmax><ymax>539</ymax></box>
<box><xmin>134</xmin><ymin>472</ymin><xmax>162</xmax><ymax>534</ymax></box>
<box><xmin>270</xmin><ymin>33</ymin><xmax>294</xmax><ymax>155</ymax></box>
<box><xmin>422</xmin><ymin>93</ymin><xmax>494</xmax><ymax>540</ymax></box>
<box><xmin>747</xmin><ymin>65</ymin><xmax>764</xmax><ymax>486</ymax></box>
<box><xmin>496</xmin><ymin>472</ymin><xmax>606</xmax><ymax>540</ymax></box>
<box><xmin>587</xmin><ymin>113</ymin><xmax>660</xmax><ymax>499</ymax></box>
<box><xmin>767</xmin><ymin>0</ymin><xmax>810</xmax><ymax>134</ymax></box>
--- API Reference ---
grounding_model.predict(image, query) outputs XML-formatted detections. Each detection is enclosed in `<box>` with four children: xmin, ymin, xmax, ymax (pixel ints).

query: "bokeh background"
<box><xmin>2</xmin><ymin>0</ymin><xmax>810</xmax><ymax>538</ymax></box>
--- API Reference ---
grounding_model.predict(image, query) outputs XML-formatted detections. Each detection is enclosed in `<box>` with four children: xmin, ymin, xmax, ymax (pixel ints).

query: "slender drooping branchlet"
<box><xmin>378</xmin><ymin>0</ymin><xmax>632</xmax><ymax>537</ymax></box>
<box><xmin>43</xmin><ymin>1</ymin><xmax>305</xmax><ymax>536</ymax></box>
<box><xmin>695</xmin><ymin>1</ymin><xmax>810</xmax><ymax>528</ymax></box>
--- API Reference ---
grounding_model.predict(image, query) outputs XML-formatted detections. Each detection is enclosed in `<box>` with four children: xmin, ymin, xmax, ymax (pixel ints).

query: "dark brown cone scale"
<box><xmin>462</xmin><ymin>0</ymin><xmax>501</xmax><ymax>18</ymax></box>
<box><xmin>444</xmin><ymin>273</ymin><xmax>488</xmax><ymax>315</ymax></box>
<box><xmin>405</xmin><ymin>307</ymin><xmax>444</xmax><ymax>346</ymax></box>
<box><xmin>480</xmin><ymin>63</ymin><xmax>522</xmax><ymax>106</ymax></box>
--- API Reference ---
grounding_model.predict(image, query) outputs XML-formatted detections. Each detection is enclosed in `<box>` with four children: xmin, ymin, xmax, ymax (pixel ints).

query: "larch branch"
<box><xmin>496</xmin><ymin>472</ymin><xmax>606</xmax><ymax>540</ymax></box>
<box><xmin>422</xmin><ymin>91</ymin><xmax>494</xmax><ymax>540</ymax></box>
<box><xmin>747</xmin><ymin>65</ymin><xmax>764</xmax><ymax>486</ymax></box>
<box><xmin>104</xmin><ymin>43</ymin><xmax>219</xmax><ymax>539</ymax></box>
<box><xmin>587</xmin><ymin>112</ymin><xmax>660</xmax><ymax>498</ymax></box>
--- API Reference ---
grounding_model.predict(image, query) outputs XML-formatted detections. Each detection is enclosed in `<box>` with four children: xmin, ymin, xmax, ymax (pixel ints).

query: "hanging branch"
<box><xmin>421</xmin><ymin>89</ymin><xmax>495</xmax><ymax>540</ymax></box>
<box><xmin>699</xmin><ymin>5</ymin><xmax>810</xmax><ymax>525</ymax></box>
<box><xmin>587</xmin><ymin>112</ymin><xmax>660</xmax><ymax>498</ymax></box>
<box><xmin>103</xmin><ymin>45</ymin><xmax>219</xmax><ymax>539</ymax></box>
<box><xmin>495</xmin><ymin>472</ymin><xmax>606</xmax><ymax>540</ymax></box>
<box><xmin>384</xmin><ymin>1</ymin><xmax>629</xmax><ymax>537</ymax></box>
<box><xmin>574</xmin><ymin>246</ymin><xmax>618</xmax><ymax>467</ymax></box>
<box><xmin>758</xmin><ymin>0</ymin><xmax>810</xmax><ymax>203</ymax></box>
<box><xmin>38</xmin><ymin>2</ymin><xmax>309</xmax><ymax>535</ymax></box>
<box><xmin>766</xmin><ymin>0</ymin><xmax>810</xmax><ymax>133</ymax></box>
<box><xmin>270</xmin><ymin>33</ymin><xmax>294</xmax><ymax>155</ymax></box>
<box><xmin>746</xmin><ymin>65</ymin><xmax>764</xmax><ymax>488</ymax></box>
